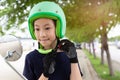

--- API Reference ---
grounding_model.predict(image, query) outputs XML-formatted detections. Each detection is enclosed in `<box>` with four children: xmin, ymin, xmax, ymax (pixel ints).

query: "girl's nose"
<box><xmin>39</xmin><ymin>30</ymin><xmax>46</xmax><ymax>37</ymax></box>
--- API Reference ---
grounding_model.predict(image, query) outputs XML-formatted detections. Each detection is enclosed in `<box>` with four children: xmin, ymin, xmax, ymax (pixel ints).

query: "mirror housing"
<box><xmin>0</xmin><ymin>35</ymin><xmax>23</xmax><ymax>61</ymax></box>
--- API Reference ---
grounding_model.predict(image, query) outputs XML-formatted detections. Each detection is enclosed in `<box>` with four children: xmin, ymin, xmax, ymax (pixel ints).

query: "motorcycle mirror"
<box><xmin>0</xmin><ymin>35</ymin><xmax>23</xmax><ymax>61</ymax></box>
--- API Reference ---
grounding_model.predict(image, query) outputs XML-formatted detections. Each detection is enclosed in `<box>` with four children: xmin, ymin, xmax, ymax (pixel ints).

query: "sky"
<box><xmin>108</xmin><ymin>24</ymin><xmax>120</xmax><ymax>38</ymax></box>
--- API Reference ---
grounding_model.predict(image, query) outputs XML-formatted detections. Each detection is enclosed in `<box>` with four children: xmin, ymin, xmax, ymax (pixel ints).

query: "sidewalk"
<box><xmin>77</xmin><ymin>49</ymin><xmax>101</xmax><ymax>80</ymax></box>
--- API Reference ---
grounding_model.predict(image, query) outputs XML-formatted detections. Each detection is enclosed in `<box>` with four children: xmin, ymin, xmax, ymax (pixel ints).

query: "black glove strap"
<box><xmin>43</xmin><ymin>38</ymin><xmax>60</xmax><ymax>77</ymax></box>
<box><xmin>70</xmin><ymin>57</ymin><xmax>78</xmax><ymax>63</ymax></box>
<box><xmin>52</xmin><ymin>38</ymin><xmax>60</xmax><ymax>52</ymax></box>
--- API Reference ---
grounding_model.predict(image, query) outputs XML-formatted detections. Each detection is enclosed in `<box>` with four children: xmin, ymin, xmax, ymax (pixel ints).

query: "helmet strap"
<box><xmin>38</xmin><ymin>38</ymin><xmax>60</xmax><ymax>54</ymax></box>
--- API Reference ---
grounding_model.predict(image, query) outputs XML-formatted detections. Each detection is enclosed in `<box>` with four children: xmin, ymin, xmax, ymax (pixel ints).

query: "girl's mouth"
<box><xmin>40</xmin><ymin>39</ymin><xmax>49</xmax><ymax>43</ymax></box>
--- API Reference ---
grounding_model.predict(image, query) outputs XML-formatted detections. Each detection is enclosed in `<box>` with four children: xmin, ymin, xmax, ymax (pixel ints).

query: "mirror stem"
<box><xmin>5</xmin><ymin>60</ymin><xmax>26</xmax><ymax>80</ymax></box>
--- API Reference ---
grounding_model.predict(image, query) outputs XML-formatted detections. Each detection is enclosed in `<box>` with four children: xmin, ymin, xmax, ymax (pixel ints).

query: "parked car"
<box><xmin>74</xmin><ymin>43</ymin><xmax>82</xmax><ymax>49</ymax></box>
<box><xmin>116</xmin><ymin>41</ymin><xmax>120</xmax><ymax>49</ymax></box>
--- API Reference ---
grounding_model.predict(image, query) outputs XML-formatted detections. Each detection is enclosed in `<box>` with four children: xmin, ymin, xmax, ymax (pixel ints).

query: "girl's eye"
<box><xmin>45</xmin><ymin>27</ymin><xmax>50</xmax><ymax>30</ymax></box>
<box><xmin>35</xmin><ymin>28</ymin><xmax>40</xmax><ymax>31</ymax></box>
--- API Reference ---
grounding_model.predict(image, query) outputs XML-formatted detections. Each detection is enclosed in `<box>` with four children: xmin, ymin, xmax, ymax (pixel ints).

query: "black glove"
<box><xmin>42</xmin><ymin>50</ymin><xmax>57</xmax><ymax>77</ymax></box>
<box><xmin>59</xmin><ymin>39</ymin><xmax>78</xmax><ymax>63</ymax></box>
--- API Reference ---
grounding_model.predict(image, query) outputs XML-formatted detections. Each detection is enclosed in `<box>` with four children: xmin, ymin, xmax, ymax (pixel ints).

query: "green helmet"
<box><xmin>28</xmin><ymin>1</ymin><xmax>66</xmax><ymax>40</ymax></box>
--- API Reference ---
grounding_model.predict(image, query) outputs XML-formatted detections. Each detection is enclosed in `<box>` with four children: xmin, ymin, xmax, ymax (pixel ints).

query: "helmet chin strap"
<box><xmin>38</xmin><ymin>38</ymin><xmax>59</xmax><ymax>54</ymax></box>
<box><xmin>38</xmin><ymin>48</ymin><xmax>52</xmax><ymax>54</ymax></box>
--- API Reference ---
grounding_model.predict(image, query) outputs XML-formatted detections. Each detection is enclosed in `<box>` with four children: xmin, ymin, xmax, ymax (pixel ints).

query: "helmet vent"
<box><xmin>38</xmin><ymin>9</ymin><xmax>41</xmax><ymax>11</ymax></box>
<box><xmin>56</xmin><ymin>11</ymin><xmax>58</xmax><ymax>13</ymax></box>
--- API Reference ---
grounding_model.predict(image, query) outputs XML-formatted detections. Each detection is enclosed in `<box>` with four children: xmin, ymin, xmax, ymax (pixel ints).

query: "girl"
<box><xmin>23</xmin><ymin>1</ymin><xmax>82</xmax><ymax>80</ymax></box>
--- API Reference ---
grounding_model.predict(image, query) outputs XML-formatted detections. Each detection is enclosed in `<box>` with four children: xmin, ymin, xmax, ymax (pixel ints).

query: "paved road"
<box><xmin>94</xmin><ymin>44</ymin><xmax>120</xmax><ymax>72</ymax></box>
<box><xmin>95</xmin><ymin>45</ymin><xmax>120</xmax><ymax>63</ymax></box>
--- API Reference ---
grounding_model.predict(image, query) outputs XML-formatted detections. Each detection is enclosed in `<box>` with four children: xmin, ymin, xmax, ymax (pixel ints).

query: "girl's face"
<box><xmin>34</xmin><ymin>18</ymin><xmax>57</xmax><ymax>50</ymax></box>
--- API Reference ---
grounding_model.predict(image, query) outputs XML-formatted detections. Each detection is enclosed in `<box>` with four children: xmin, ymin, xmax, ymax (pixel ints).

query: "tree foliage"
<box><xmin>63</xmin><ymin>0</ymin><xmax>120</xmax><ymax>42</ymax></box>
<box><xmin>0</xmin><ymin>0</ymin><xmax>57</xmax><ymax>33</ymax></box>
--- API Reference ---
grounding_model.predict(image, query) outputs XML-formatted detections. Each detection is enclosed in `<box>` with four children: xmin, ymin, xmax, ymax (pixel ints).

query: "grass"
<box><xmin>83</xmin><ymin>49</ymin><xmax>120</xmax><ymax>80</ymax></box>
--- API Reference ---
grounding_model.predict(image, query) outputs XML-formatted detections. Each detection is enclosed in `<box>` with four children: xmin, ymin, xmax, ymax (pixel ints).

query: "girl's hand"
<box><xmin>38</xmin><ymin>74</ymin><xmax>48</xmax><ymax>80</ymax></box>
<box><xmin>59</xmin><ymin>39</ymin><xmax>78</xmax><ymax>63</ymax></box>
<box><xmin>42</xmin><ymin>50</ymin><xmax>57</xmax><ymax>77</ymax></box>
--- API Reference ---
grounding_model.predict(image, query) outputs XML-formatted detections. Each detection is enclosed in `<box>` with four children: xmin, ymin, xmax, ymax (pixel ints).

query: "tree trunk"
<box><xmin>92</xmin><ymin>41</ymin><xmax>96</xmax><ymax>58</ymax></box>
<box><xmin>100</xmin><ymin>46</ymin><xmax>104</xmax><ymax>64</ymax></box>
<box><xmin>88</xmin><ymin>43</ymin><xmax>92</xmax><ymax>54</ymax></box>
<box><xmin>100</xmin><ymin>25</ymin><xmax>114</xmax><ymax>76</ymax></box>
<box><xmin>84</xmin><ymin>43</ymin><xmax>86</xmax><ymax>49</ymax></box>
<box><xmin>105</xmin><ymin>48</ymin><xmax>114</xmax><ymax>76</ymax></box>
